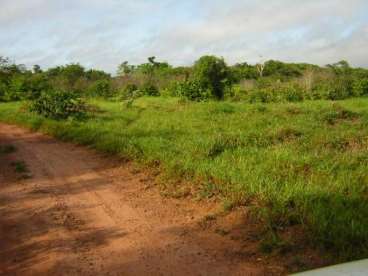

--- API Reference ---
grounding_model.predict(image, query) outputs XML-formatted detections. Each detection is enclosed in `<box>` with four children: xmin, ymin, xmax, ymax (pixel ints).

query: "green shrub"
<box><xmin>0</xmin><ymin>81</ymin><xmax>7</xmax><ymax>101</ymax></box>
<box><xmin>120</xmin><ymin>83</ymin><xmax>139</xmax><ymax>100</ymax></box>
<box><xmin>228</xmin><ymin>86</ymin><xmax>247</xmax><ymax>102</ymax></box>
<box><xmin>26</xmin><ymin>74</ymin><xmax>50</xmax><ymax>100</ymax></box>
<box><xmin>4</xmin><ymin>76</ymin><xmax>27</xmax><ymax>101</ymax></box>
<box><xmin>247</xmin><ymin>82</ymin><xmax>304</xmax><ymax>103</ymax></box>
<box><xmin>282</xmin><ymin>84</ymin><xmax>304</xmax><ymax>102</ymax></box>
<box><xmin>177</xmin><ymin>80</ymin><xmax>211</xmax><ymax>102</ymax></box>
<box><xmin>140</xmin><ymin>83</ymin><xmax>160</xmax><ymax>96</ymax></box>
<box><xmin>312</xmin><ymin>76</ymin><xmax>353</xmax><ymax>101</ymax></box>
<box><xmin>121</xmin><ymin>84</ymin><xmax>143</xmax><ymax>108</ymax></box>
<box><xmin>326</xmin><ymin>80</ymin><xmax>353</xmax><ymax>100</ymax></box>
<box><xmin>0</xmin><ymin>74</ymin><xmax>50</xmax><ymax>102</ymax></box>
<box><xmin>310</xmin><ymin>82</ymin><xmax>331</xmax><ymax>100</ymax></box>
<box><xmin>320</xmin><ymin>105</ymin><xmax>359</xmax><ymax>125</ymax></box>
<box><xmin>88</xmin><ymin>79</ymin><xmax>112</xmax><ymax>97</ymax></box>
<box><xmin>166</xmin><ymin>81</ymin><xmax>182</xmax><ymax>97</ymax></box>
<box><xmin>248</xmin><ymin>88</ymin><xmax>275</xmax><ymax>103</ymax></box>
<box><xmin>353</xmin><ymin>78</ymin><xmax>368</xmax><ymax>96</ymax></box>
<box><xmin>30</xmin><ymin>90</ymin><xmax>87</xmax><ymax>119</ymax></box>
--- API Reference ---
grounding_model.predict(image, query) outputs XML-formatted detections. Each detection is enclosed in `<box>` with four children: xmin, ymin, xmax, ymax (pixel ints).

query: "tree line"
<box><xmin>1</xmin><ymin>55</ymin><xmax>368</xmax><ymax>118</ymax></box>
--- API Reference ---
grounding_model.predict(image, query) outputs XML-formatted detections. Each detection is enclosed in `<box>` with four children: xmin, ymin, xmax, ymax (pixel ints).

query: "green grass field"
<box><xmin>1</xmin><ymin>97</ymin><xmax>368</xmax><ymax>260</ymax></box>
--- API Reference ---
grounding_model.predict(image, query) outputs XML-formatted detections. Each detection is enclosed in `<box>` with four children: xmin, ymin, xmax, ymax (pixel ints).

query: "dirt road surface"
<box><xmin>0</xmin><ymin>123</ymin><xmax>282</xmax><ymax>275</ymax></box>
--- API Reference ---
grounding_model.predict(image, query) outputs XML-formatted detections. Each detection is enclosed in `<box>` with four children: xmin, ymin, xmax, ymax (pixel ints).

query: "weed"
<box><xmin>321</xmin><ymin>105</ymin><xmax>360</xmax><ymax>125</ymax></box>
<box><xmin>259</xmin><ymin>232</ymin><xmax>291</xmax><ymax>254</ymax></box>
<box><xmin>223</xmin><ymin>199</ymin><xmax>236</xmax><ymax>212</ymax></box>
<box><xmin>215</xmin><ymin>228</ymin><xmax>230</xmax><ymax>236</ymax></box>
<box><xmin>274</xmin><ymin>127</ymin><xmax>303</xmax><ymax>142</ymax></box>
<box><xmin>285</xmin><ymin>105</ymin><xmax>303</xmax><ymax>115</ymax></box>
<box><xmin>11</xmin><ymin>161</ymin><xmax>28</xmax><ymax>173</ymax></box>
<box><xmin>203</xmin><ymin>214</ymin><xmax>217</xmax><ymax>221</ymax></box>
<box><xmin>289</xmin><ymin>255</ymin><xmax>308</xmax><ymax>271</ymax></box>
<box><xmin>254</xmin><ymin>104</ymin><xmax>267</xmax><ymax>113</ymax></box>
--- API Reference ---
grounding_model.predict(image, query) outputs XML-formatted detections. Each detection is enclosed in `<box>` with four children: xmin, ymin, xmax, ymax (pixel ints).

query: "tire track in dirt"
<box><xmin>0</xmin><ymin>123</ymin><xmax>280</xmax><ymax>275</ymax></box>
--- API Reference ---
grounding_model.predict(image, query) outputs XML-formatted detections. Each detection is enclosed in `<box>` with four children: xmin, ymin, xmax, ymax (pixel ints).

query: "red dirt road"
<box><xmin>0</xmin><ymin>123</ymin><xmax>281</xmax><ymax>275</ymax></box>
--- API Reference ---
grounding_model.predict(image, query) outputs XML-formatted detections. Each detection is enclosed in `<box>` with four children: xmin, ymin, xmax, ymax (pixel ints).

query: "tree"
<box><xmin>256</xmin><ymin>55</ymin><xmax>266</xmax><ymax>78</ymax></box>
<box><xmin>85</xmin><ymin>69</ymin><xmax>110</xmax><ymax>81</ymax></box>
<box><xmin>117</xmin><ymin>61</ymin><xmax>135</xmax><ymax>76</ymax></box>
<box><xmin>263</xmin><ymin>60</ymin><xmax>302</xmax><ymax>78</ymax></box>
<box><xmin>327</xmin><ymin>60</ymin><xmax>351</xmax><ymax>75</ymax></box>
<box><xmin>61</xmin><ymin>64</ymin><xmax>85</xmax><ymax>85</ymax></box>
<box><xmin>136</xmin><ymin>57</ymin><xmax>171</xmax><ymax>76</ymax></box>
<box><xmin>193</xmin><ymin>55</ymin><xmax>229</xmax><ymax>100</ymax></box>
<box><xmin>0</xmin><ymin>56</ymin><xmax>10</xmax><ymax>69</ymax></box>
<box><xmin>256</xmin><ymin>62</ymin><xmax>265</xmax><ymax>77</ymax></box>
<box><xmin>0</xmin><ymin>56</ymin><xmax>11</xmax><ymax>82</ymax></box>
<box><xmin>33</xmin><ymin>64</ymin><xmax>42</xmax><ymax>74</ymax></box>
<box><xmin>148</xmin><ymin>56</ymin><xmax>157</xmax><ymax>66</ymax></box>
<box><xmin>230</xmin><ymin>62</ymin><xmax>258</xmax><ymax>81</ymax></box>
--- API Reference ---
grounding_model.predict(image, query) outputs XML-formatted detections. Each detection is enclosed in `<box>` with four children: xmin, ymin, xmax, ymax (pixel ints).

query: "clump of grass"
<box><xmin>207</xmin><ymin>136</ymin><xmax>244</xmax><ymax>158</ymax></box>
<box><xmin>211</xmin><ymin>103</ymin><xmax>236</xmax><ymax>114</ymax></box>
<box><xmin>11</xmin><ymin>161</ymin><xmax>28</xmax><ymax>173</ymax></box>
<box><xmin>273</xmin><ymin>127</ymin><xmax>303</xmax><ymax>142</ymax></box>
<box><xmin>320</xmin><ymin>104</ymin><xmax>360</xmax><ymax>125</ymax></box>
<box><xmin>259</xmin><ymin>232</ymin><xmax>290</xmax><ymax>254</ymax></box>
<box><xmin>252</xmin><ymin>104</ymin><xmax>267</xmax><ymax>113</ymax></box>
<box><xmin>285</xmin><ymin>105</ymin><xmax>303</xmax><ymax>115</ymax></box>
<box><xmin>197</xmin><ymin>214</ymin><xmax>218</xmax><ymax>230</ymax></box>
<box><xmin>222</xmin><ymin>199</ymin><xmax>237</xmax><ymax>212</ymax></box>
<box><xmin>215</xmin><ymin>228</ymin><xmax>230</xmax><ymax>236</ymax></box>
<box><xmin>288</xmin><ymin>255</ymin><xmax>308</xmax><ymax>272</ymax></box>
<box><xmin>198</xmin><ymin>181</ymin><xmax>220</xmax><ymax>199</ymax></box>
<box><xmin>203</xmin><ymin>214</ymin><xmax>217</xmax><ymax>221</ymax></box>
<box><xmin>324</xmin><ymin>136</ymin><xmax>364</xmax><ymax>152</ymax></box>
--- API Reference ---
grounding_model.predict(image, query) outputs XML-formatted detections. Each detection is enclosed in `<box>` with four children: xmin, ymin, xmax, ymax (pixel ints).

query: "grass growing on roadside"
<box><xmin>1</xmin><ymin>97</ymin><xmax>368</xmax><ymax>260</ymax></box>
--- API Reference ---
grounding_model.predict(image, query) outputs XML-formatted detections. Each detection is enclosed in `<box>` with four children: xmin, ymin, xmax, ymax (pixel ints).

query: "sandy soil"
<box><xmin>0</xmin><ymin>123</ymin><xmax>285</xmax><ymax>275</ymax></box>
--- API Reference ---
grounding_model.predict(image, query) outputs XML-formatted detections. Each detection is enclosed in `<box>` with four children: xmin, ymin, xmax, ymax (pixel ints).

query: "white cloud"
<box><xmin>0</xmin><ymin>0</ymin><xmax>367</xmax><ymax>72</ymax></box>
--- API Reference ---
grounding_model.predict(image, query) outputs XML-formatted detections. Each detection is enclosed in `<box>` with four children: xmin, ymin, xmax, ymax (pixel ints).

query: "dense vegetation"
<box><xmin>2</xmin><ymin>55</ymin><xmax>368</xmax><ymax>107</ymax></box>
<box><xmin>1</xmin><ymin>54</ymin><xmax>368</xmax><ymax>262</ymax></box>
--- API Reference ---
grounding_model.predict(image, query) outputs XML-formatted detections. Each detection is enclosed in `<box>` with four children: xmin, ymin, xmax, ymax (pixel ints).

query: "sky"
<box><xmin>1</xmin><ymin>0</ymin><xmax>368</xmax><ymax>73</ymax></box>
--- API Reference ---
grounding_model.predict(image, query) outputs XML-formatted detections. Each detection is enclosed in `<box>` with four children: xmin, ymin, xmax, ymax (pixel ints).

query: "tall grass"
<box><xmin>1</xmin><ymin>97</ymin><xmax>368</xmax><ymax>260</ymax></box>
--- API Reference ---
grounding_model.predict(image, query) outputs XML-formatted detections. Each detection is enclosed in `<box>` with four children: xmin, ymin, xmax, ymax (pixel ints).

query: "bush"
<box><xmin>166</xmin><ymin>81</ymin><xmax>182</xmax><ymax>97</ymax></box>
<box><xmin>30</xmin><ymin>90</ymin><xmax>87</xmax><ymax>119</ymax></box>
<box><xmin>88</xmin><ymin>79</ymin><xmax>112</xmax><ymax>97</ymax></box>
<box><xmin>0</xmin><ymin>81</ymin><xmax>7</xmax><ymax>101</ymax></box>
<box><xmin>282</xmin><ymin>84</ymin><xmax>304</xmax><ymax>102</ymax></box>
<box><xmin>353</xmin><ymin>78</ymin><xmax>368</xmax><ymax>96</ymax></box>
<box><xmin>310</xmin><ymin>82</ymin><xmax>332</xmax><ymax>100</ymax></box>
<box><xmin>226</xmin><ymin>85</ymin><xmax>246</xmax><ymax>102</ymax></box>
<box><xmin>247</xmin><ymin>83</ymin><xmax>304</xmax><ymax>103</ymax></box>
<box><xmin>120</xmin><ymin>84</ymin><xmax>143</xmax><ymax>108</ymax></box>
<box><xmin>4</xmin><ymin>76</ymin><xmax>27</xmax><ymax>101</ymax></box>
<box><xmin>25</xmin><ymin>74</ymin><xmax>50</xmax><ymax>100</ymax></box>
<box><xmin>193</xmin><ymin>55</ymin><xmax>230</xmax><ymax>100</ymax></box>
<box><xmin>120</xmin><ymin>84</ymin><xmax>139</xmax><ymax>100</ymax></box>
<box><xmin>248</xmin><ymin>88</ymin><xmax>275</xmax><ymax>103</ymax></box>
<box><xmin>140</xmin><ymin>83</ymin><xmax>160</xmax><ymax>96</ymax></box>
<box><xmin>325</xmin><ymin>77</ymin><xmax>353</xmax><ymax>100</ymax></box>
<box><xmin>177</xmin><ymin>80</ymin><xmax>211</xmax><ymax>102</ymax></box>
